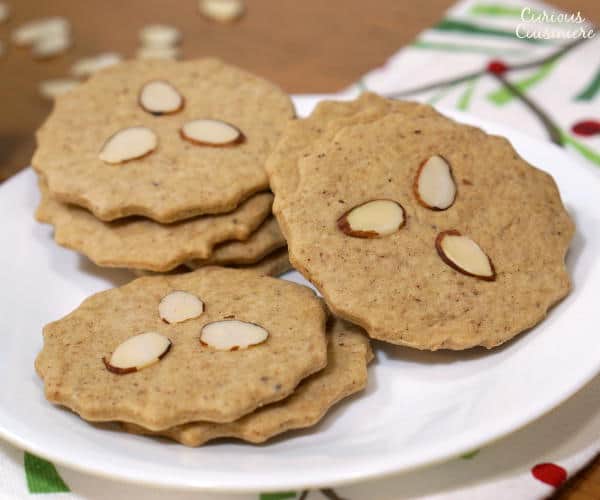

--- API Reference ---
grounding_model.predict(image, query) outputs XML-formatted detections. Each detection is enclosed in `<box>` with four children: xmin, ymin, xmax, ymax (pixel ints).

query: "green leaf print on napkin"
<box><xmin>575</xmin><ymin>66</ymin><xmax>600</xmax><ymax>101</ymax></box>
<box><xmin>488</xmin><ymin>60</ymin><xmax>558</xmax><ymax>105</ymax></box>
<box><xmin>260</xmin><ymin>492</ymin><xmax>297</xmax><ymax>500</ymax></box>
<box><xmin>434</xmin><ymin>19</ymin><xmax>550</xmax><ymax>44</ymax></box>
<box><xmin>24</xmin><ymin>452</ymin><xmax>70</xmax><ymax>494</ymax></box>
<box><xmin>470</xmin><ymin>3</ymin><xmax>534</xmax><ymax>18</ymax></box>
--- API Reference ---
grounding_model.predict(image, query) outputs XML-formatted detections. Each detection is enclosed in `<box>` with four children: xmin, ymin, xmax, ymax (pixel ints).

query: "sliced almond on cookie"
<box><xmin>158</xmin><ymin>291</ymin><xmax>204</xmax><ymax>324</ymax></box>
<box><xmin>139</xmin><ymin>80</ymin><xmax>184</xmax><ymax>115</ymax></box>
<box><xmin>180</xmin><ymin>119</ymin><xmax>244</xmax><ymax>146</ymax></box>
<box><xmin>337</xmin><ymin>199</ymin><xmax>405</xmax><ymax>238</ymax></box>
<box><xmin>103</xmin><ymin>332</ymin><xmax>171</xmax><ymax>374</ymax></box>
<box><xmin>414</xmin><ymin>155</ymin><xmax>457</xmax><ymax>210</ymax></box>
<box><xmin>199</xmin><ymin>0</ymin><xmax>245</xmax><ymax>22</ymax></box>
<box><xmin>435</xmin><ymin>230</ymin><xmax>495</xmax><ymax>281</ymax></box>
<box><xmin>99</xmin><ymin>126</ymin><xmax>157</xmax><ymax>164</ymax></box>
<box><xmin>200</xmin><ymin>320</ymin><xmax>268</xmax><ymax>350</ymax></box>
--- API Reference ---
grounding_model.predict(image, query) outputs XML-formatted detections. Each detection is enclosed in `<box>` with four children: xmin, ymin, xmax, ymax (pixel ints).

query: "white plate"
<box><xmin>1</xmin><ymin>96</ymin><xmax>599</xmax><ymax>493</ymax></box>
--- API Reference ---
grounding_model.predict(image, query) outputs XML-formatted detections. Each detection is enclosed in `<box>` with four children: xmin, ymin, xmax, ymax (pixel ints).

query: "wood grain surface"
<box><xmin>0</xmin><ymin>0</ymin><xmax>597</xmax><ymax>179</ymax></box>
<box><xmin>1</xmin><ymin>1</ymin><xmax>599</xmax><ymax>496</ymax></box>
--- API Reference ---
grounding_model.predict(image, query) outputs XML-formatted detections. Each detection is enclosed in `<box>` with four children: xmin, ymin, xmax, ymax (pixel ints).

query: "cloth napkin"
<box><xmin>1</xmin><ymin>0</ymin><xmax>599</xmax><ymax>498</ymax></box>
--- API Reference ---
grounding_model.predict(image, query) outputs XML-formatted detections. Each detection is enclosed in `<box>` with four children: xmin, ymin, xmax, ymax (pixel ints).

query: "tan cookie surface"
<box><xmin>234</xmin><ymin>248</ymin><xmax>292</xmax><ymax>276</ymax></box>
<box><xmin>36</xmin><ymin>180</ymin><xmax>273</xmax><ymax>272</ymax></box>
<box><xmin>187</xmin><ymin>216</ymin><xmax>285</xmax><ymax>268</ymax></box>
<box><xmin>270</xmin><ymin>94</ymin><xmax>574</xmax><ymax>350</ymax></box>
<box><xmin>36</xmin><ymin>267</ymin><xmax>328</xmax><ymax>430</ymax></box>
<box><xmin>33</xmin><ymin>58</ymin><xmax>294</xmax><ymax>223</ymax></box>
<box><xmin>134</xmin><ymin>248</ymin><xmax>291</xmax><ymax>277</ymax></box>
<box><xmin>122</xmin><ymin>318</ymin><xmax>372</xmax><ymax>445</ymax></box>
<box><xmin>266</xmin><ymin>92</ymin><xmax>394</xmax><ymax>210</ymax></box>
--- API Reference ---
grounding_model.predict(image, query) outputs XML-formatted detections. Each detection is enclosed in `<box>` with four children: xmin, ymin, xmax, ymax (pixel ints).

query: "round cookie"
<box><xmin>233</xmin><ymin>248</ymin><xmax>292</xmax><ymax>276</ymax></box>
<box><xmin>122</xmin><ymin>318</ymin><xmax>372</xmax><ymax>445</ymax></box>
<box><xmin>266</xmin><ymin>92</ymin><xmax>394</xmax><ymax>210</ymax></box>
<box><xmin>187</xmin><ymin>216</ymin><xmax>285</xmax><ymax>268</ymax></box>
<box><xmin>35</xmin><ymin>267</ymin><xmax>328</xmax><ymax>430</ymax></box>
<box><xmin>270</xmin><ymin>94</ymin><xmax>574</xmax><ymax>350</ymax></box>
<box><xmin>36</xmin><ymin>179</ymin><xmax>273</xmax><ymax>272</ymax></box>
<box><xmin>132</xmin><ymin>248</ymin><xmax>292</xmax><ymax>278</ymax></box>
<box><xmin>33</xmin><ymin>58</ymin><xmax>295</xmax><ymax>223</ymax></box>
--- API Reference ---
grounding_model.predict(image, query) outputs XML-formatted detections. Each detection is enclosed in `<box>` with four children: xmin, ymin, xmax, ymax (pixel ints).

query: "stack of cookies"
<box><xmin>33</xmin><ymin>58</ymin><xmax>294</xmax><ymax>277</ymax></box>
<box><xmin>36</xmin><ymin>267</ymin><xmax>372</xmax><ymax>445</ymax></box>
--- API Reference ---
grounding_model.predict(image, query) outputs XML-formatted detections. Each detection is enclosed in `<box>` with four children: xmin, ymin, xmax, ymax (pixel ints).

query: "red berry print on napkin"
<box><xmin>531</xmin><ymin>462</ymin><xmax>567</xmax><ymax>487</ymax></box>
<box><xmin>571</xmin><ymin>120</ymin><xmax>600</xmax><ymax>137</ymax></box>
<box><xmin>486</xmin><ymin>60</ymin><xmax>509</xmax><ymax>75</ymax></box>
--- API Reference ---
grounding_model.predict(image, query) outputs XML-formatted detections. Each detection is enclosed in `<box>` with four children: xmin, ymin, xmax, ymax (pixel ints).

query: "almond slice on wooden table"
<box><xmin>136</xmin><ymin>46</ymin><xmax>181</xmax><ymax>60</ymax></box>
<box><xmin>31</xmin><ymin>32</ymin><xmax>71</xmax><ymax>59</ymax></box>
<box><xmin>199</xmin><ymin>0</ymin><xmax>245</xmax><ymax>22</ymax></box>
<box><xmin>99</xmin><ymin>127</ymin><xmax>157</xmax><ymax>164</ymax></box>
<box><xmin>103</xmin><ymin>332</ymin><xmax>171</xmax><ymax>374</ymax></box>
<box><xmin>337</xmin><ymin>199</ymin><xmax>405</xmax><ymax>238</ymax></box>
<box><xmin>414</xmin><ymin>155</ymin><xmax>457</xmax><ymax>210</ymax></box>
<box><xmin>139</xmin><ymin>80</ymin><xmax>184</xmax><ymax>115</ymax></box>
<box><xmin>436</xmin><ymin>230</ymin><xmax>496</xmax><ymax>281</ymax></box>
<box><xmin>12</xmin><ymin>17</ymin><xmax>70</xmax><ymax>47</ymax></box>
<box><xmin>0</xmin><ymin>3</ymin><xmax>10</xmax><ymax>24</ymax></box>
<box><xmin>158</xmin><ymin>291</ymin><xmax>204</xmax><ymax>324</ymax></box>
<box><xmin>200</xmin><ymin>320</ymin><xmax>268</xmax><ymax>351</ymax></box>
<box><xmin>71</xmin><ymin>52</ymin><xmax>122</xmax><ymax>79</ymax></box>
<box><xmin>180</xmin><ymin>119</ymin><xmax>244</xmax><ymax>146</ymax></box>
<box><xmin>39</xmin><ymin>78</ymin><xmax>79</xmax><ymax>99</ymax></box>
<box><xmin>139</xmin><ymin>24</ymin><xmax>181</xmax><ymax>48</ymax></box>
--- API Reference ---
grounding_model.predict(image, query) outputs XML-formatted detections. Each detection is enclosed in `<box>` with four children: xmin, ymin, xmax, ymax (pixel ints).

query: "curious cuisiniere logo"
<box><xmin>516</xmin><ymin>8</ymin><xmax>596</xmax><ymax>40</ymax></box>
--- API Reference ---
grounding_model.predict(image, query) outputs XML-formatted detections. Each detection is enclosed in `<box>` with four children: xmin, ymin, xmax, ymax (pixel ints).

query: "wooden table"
<box><xmin>1</xmin><ymin>1</ymin><xmax>599</xmax><ymax>497</ymax></box>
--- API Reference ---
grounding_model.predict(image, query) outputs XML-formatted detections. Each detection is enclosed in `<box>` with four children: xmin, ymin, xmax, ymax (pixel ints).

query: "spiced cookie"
<box><xmin>232</xmin><ymin>247</ymin><xmax>292</xmax><ymax>276</ymax></box>
<box><xmin>35</xmin><ymin>267</ymin><xmax>328</xmax><ymax>430</ymax></box>
<box><xmin>122</xmin><ymin>318</ymin><xmax>372</xmax><ymax>445</ymax></box>
<box><xmin>36</xmin><ymin>179</ymin><xmax>272</xmax><ymax>272</ymax></box>
<box><xmin>268</xmin><ymin>94</ymin><xmax>574</xmax><ymax>349</ymax></box>
<box><xmin>33</xmin><ymin>58</ymin><xmax>294</xmax><ymax>222</ymax></box>
<box><xmin>187</xmin><ymin>216</ymin><xmax>285</xmax><ymax>268</ymax></box>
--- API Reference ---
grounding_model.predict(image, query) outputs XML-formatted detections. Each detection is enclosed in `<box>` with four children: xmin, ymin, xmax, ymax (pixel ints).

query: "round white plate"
<box><xmin>1</xmin><ymin>96</ymin><xmax>599</xmax><ymax>493</ymax></box>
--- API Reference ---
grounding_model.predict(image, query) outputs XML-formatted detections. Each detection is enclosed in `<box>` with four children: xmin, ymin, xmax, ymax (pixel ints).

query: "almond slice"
<box><xmin>103</xmin><ymin>332</ymin><xmax>171</xmax><ymax>374</ymax></box>
<box><xmin>71</xmin><ymin>52</ymin><xmax>122</xmax><ymax>78</ymax></box>
<box><xmin>200</xmin><ymin>320</ymin><xmax>268</xmax><ymax>351</ymax></box>
<box><xmin>31</xmin><ymin>32</ymin><xmax>71</xmax><ymax>59</ymax></box>
<box><xmin>99</xmin><ymin>126</ymin><xmax>157</xmax><ymax>164</ymax></box>
<box><xmin>0</xmin><ymin>3</ymin><xmax>10</xmax><ymax>24</ymax></box>
<box><xmin>140</xmin><ymin>24</ymin><xmax>181</xmax><ymax>49</ymax></box>
<box><xmin>337</xmin><ymin>199</ymin><xmax>405</xmax><ymax>238</ymax></box>
<box><xmin>136</xmin><ymin>46</ymin><xmax>181</xmax><ymax>60</ymax></box>
<box><xmin>158</xmin><ymin>291</ymin><xmax>204</xmax><ymax>324</ymax></box>
<box><xmin>435</xmin><ymin>230</ymin><xmax>496</xmax><ymax>281</ymax></box>
<box><xmin>180</xmin><ymin>119</ymin><xmax>244</xmax><ymax>147</ymax></box>
<box><xmin>39</xmin><ymin>78</ymin><xmax>79</xmax><ymax>99</ymax></box>
<box><xmin>139</xmin><ymin>80</ymin><xmax>184</xmax><ymax>116</ymax></box>
<box><xmin>12</xmin><ymin>17</ymin><xmax>70</xmax><ymax>47</ymax></box>
<box><xmin>199</xmin><ymin>0</ymin><xmax>245</xmax><ymax>23</ymax></box>
<box><xmin>414</xmin><ymin>155</ymin><xmax>457</xmax><ymax>210</ymax></box>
